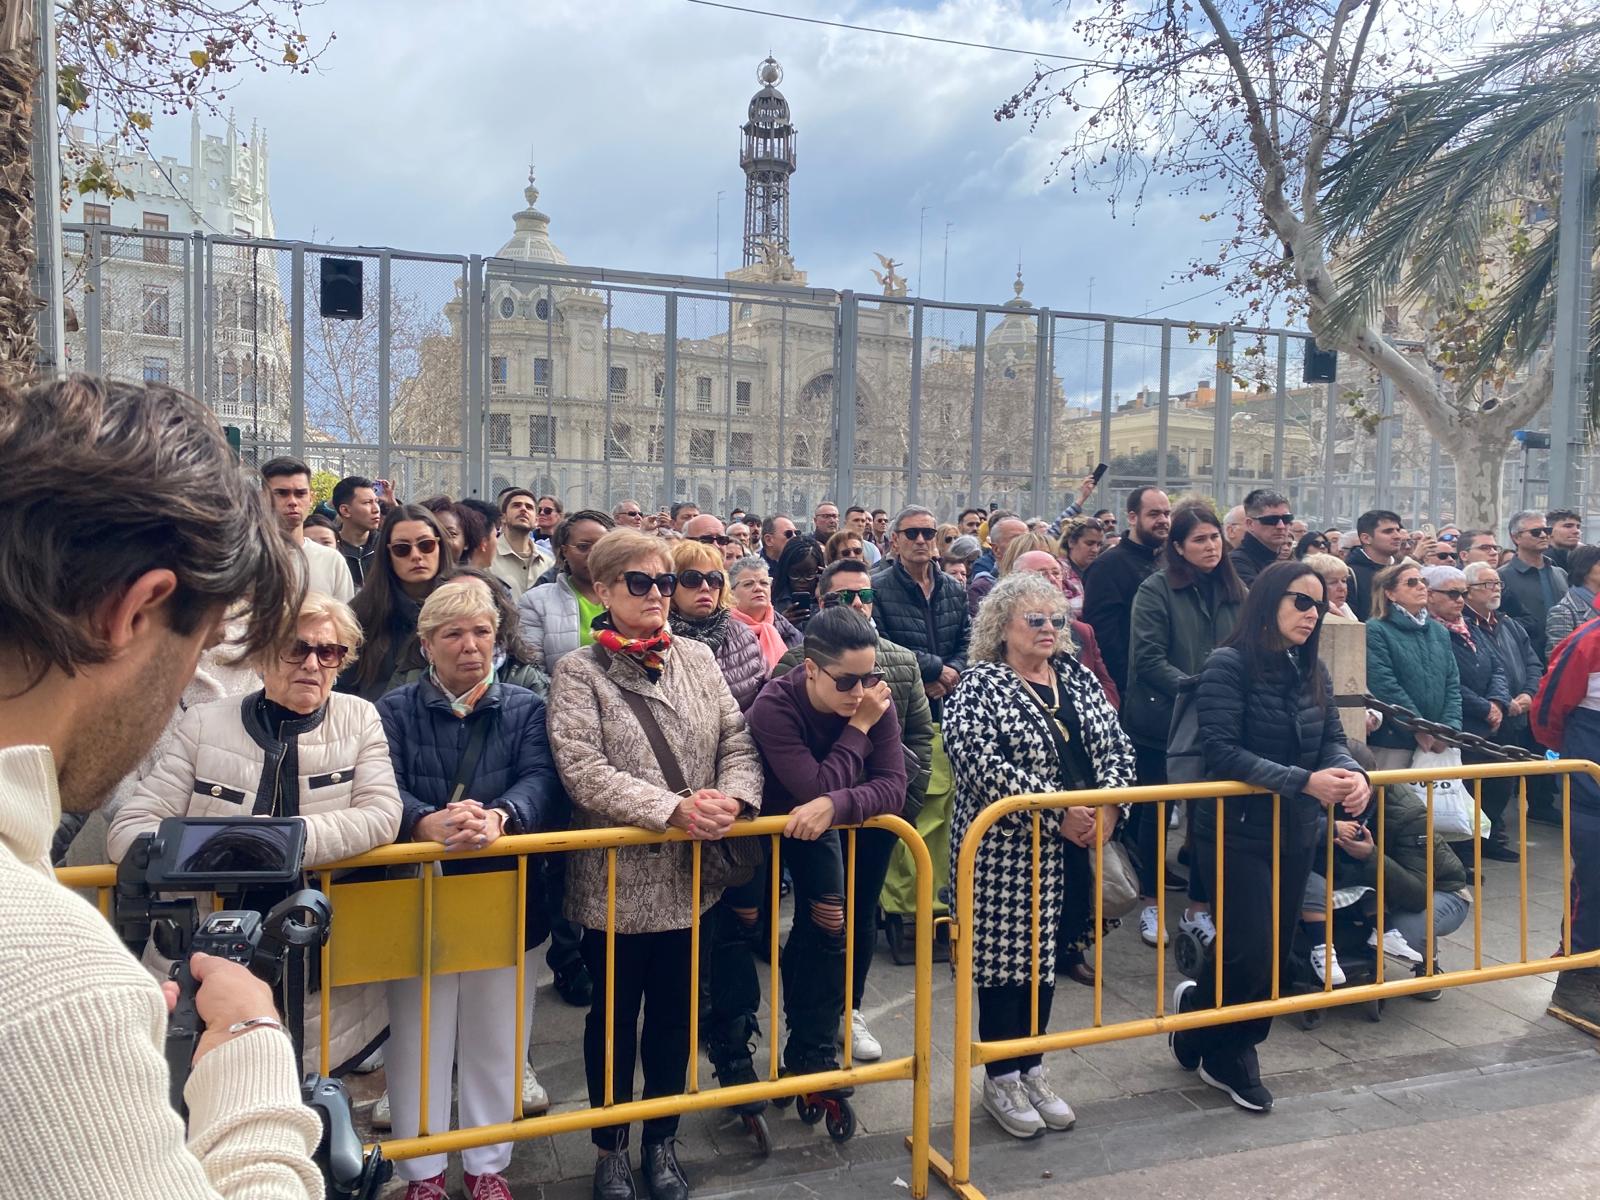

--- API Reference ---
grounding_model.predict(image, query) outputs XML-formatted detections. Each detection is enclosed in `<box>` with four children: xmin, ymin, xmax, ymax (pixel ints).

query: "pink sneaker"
<box><xmin>402</xmin><ymin>1175</ymin><xmax>448</xmax><ymax>1200</ymax></box>
<box><xmin>465</xmin><ymin>1171</ymin><xmax>516</xmax><ymax>1200</ymax></box>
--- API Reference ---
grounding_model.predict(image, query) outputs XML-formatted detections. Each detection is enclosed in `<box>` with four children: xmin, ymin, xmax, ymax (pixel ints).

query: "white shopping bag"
<box><xmin>1410</xmin><ymin>747</ymin><xmax>1491</xmax><ymax>839</ymax></box>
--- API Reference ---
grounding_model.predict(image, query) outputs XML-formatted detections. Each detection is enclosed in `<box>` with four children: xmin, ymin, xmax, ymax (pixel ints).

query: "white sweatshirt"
<box><xmin>0</xmin><ymin>745</ymin><xmax>324</xmax><ymax>1198</ymax></box>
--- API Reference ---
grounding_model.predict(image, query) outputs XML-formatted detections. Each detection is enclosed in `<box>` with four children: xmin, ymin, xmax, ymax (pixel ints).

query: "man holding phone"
<box><xmin>1056</xmin><ymin>469</ymin><xmax>1104</xmax><ymax>525</ymax></box>
<box><xmin>0</xmin><ymin>375</ymin><xmax>321</xmax><ymax>1197</ymax></box>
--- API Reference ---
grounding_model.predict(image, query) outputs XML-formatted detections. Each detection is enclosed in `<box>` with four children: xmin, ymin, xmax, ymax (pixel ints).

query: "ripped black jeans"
<box><xmin>780</xmin><ymin>830</ymin><xmax>851</xmax><ymax>1071</ymax></box>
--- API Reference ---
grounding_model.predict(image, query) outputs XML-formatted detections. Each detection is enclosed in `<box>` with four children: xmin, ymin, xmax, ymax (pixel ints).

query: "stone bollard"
<box><xmin>1321</xmin><ymin>619</ymin><xmax>1368</xmax><ymax>746</ymax></box>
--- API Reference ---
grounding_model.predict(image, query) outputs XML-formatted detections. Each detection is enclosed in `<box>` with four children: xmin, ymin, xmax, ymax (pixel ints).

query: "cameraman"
<box><xmin>0</xmin><ymin>376</ymin><xmax>323</xmax><ymax>1197</ymax></box>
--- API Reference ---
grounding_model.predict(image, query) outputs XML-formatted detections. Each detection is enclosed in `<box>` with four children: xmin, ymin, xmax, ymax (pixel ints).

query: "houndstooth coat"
<box><xmin>945</xmin><ymin>656</ymin><xmax>1136</xmax><ymax>988</ymax></box>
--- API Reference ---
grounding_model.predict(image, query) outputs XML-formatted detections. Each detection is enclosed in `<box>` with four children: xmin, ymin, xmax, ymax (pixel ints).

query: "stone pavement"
<box><xmin>328</xmin><ymin>817</ymin><xmax>1595</xmax><ymax>1199</ymax></box>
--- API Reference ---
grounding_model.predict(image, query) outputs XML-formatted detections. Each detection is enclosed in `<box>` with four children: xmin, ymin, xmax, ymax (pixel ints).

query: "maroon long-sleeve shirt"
<box><xmin>746</xmin><ymin>668</ymin><xmax>908</xmax><ymax>823</ymax></box>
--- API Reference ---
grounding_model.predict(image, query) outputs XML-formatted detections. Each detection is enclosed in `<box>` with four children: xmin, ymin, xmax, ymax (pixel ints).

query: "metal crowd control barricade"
<box><xmin>59</xmin><ymin>813</ymin><xmax>936</xmax><ymax>1198</ymax></box>
<box><xmin>935</xmin><ymin>759</ymin><xmax>1600</xmax><ymax>1200</ymax></box>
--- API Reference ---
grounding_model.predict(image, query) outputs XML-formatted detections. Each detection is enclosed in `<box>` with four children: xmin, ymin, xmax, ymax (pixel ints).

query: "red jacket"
<box><xmin>1073</xmin><ymin>619</ymin><xmax>1120</xmax><ymax>710</ymax></box>
<box><xmin>1532</xmin><ymin>618</ymin><xmax>1600</xmax><ymax>748</ymax></box>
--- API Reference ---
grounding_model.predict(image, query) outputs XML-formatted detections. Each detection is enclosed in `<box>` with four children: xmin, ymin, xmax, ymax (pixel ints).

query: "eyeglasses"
<box><xmin>618</xmin><ymin>509</ymin><xmax>643</xmax><ymax>518</ymax></box>
<box><xmin>621</xmin><ymin>570</ymin><xmax>677</xmax><ymax>597</ymax></box>
<box><xmin>841</xmin><ymin>546</ymin><xmax>865</xmax><ymax>559</ymax></box>
<box><xmin>818</xmin><ymin>663</ymin><xmax>885</xmax><ymax>692</ymax></box>
<box><xmin>1470</xmin><ymin>580</ymin><xmax>1504</xmax><ymax>590</ymax></box>
<box><xmin>678</xmin><ymin>569</ymin><xmax>725</xmax><ymax>591</ymax></box>
<box><xmin>1438</xmin><ymin>532</ymin><xmax>1458</xmax><ymax>543</ymax></box>
<box><xmin>693</xmin><ymin>534</ymin><xmax>733</xmax><ymax>546</ymax></box>
<box><xmin>389</xmin><ymin>537</ymin><xmax>440</xmax><ymax>558</ymax></box>
<box><xmin>897</xmin><ymin>526</ymin><xmax>938</xmax><ymax>541</ymax></box>
<box><xmin>1518</xmin><ymin>526</ymin><xmax>1552</xmax><ymax>538</ymax></box>
<box><xmin>1399</xmin><ymin>577</ymin><xmax>1428</xmax><ymax>589</ymax></box>
<box><xmin>1431</xmin><ymin>589</ymin><xmax>1470</xmax><ymax>601</ymax></box>
<box><xmin>1427</xmin><ymin>551</ymin><xmax>1459</xmax><ymax>563</ymax></box>
<box><xmin>780</xmin><ymin>528</ymin><xmax>798</xmax><ymax>539</ymax></box>
<box><xmin>1023</xmin><ymin>612</ymin><xmax>1070</xmax><ymax>630</ymax></box>
<box><xmin>280</xmin><ymin>640</ymin><xmax>349</xmax><ymax>668</ymax></box>
<box><xmin>1252</xmin><ymin>513</ymin><xmax>1295</xmax><ymax>526</ymax></box>
<box><xmin>538</xmin><ymin>506</ymin><xmax>558</xmax><ymax>516</ymax></box>
<box><xmin>1307</xmin><ymin>539</ymin><xmax>1330</xmax><ymax>551</ymax></box>
<box><xmin>733</xmin><ymin>576</ymin><xmax>770</xmax><ymax>590</ymax></box>
<box><xmin>823</xmin><ymin>588</ymin><xmax>875</xmax><ymax>607</ymax></box>
<box><xmin>1285</xmin><ymin>593</ymin><xmax>1328</xmax><ymax>614</ymax></box>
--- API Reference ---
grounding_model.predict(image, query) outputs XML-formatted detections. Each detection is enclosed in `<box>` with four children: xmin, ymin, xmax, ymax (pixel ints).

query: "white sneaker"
<box><xmin>1020</xmin><ymin>1066</ymin><xmax>1076</xmax><ymax>1131</ymax></box>
<box><xmin>370</xmin><ymin>1090</ymin><xmax>391</xmax><ymax>1130</ymax></box>
<box><xmin>1369</xmin><ymin>927</ymin><xmax>1424</xmax><ymax>964</ymax></box>
<box><xmin>981</xmin><ymin>1073</ymin><xmax>1045</xmax><ymax>1139</ymax></box>
<box><xmin>352</xmin><ymin>1045</ymin><xmax>384</xmax><ymax>1074</ymax></box>
<box><xmin>522</xmin><ymin>1066</ymin><xmax>550</xmax><ymax>1115</ymax></box>
<box><xmin>1309</xmin><ymin>941</ymin><xmax>1347</xmax><ymax>986</ymax></box>
<box><xmin>1180</xmin><ymin>909</ymin><xmax>1216</xmax><ymax>946</ymax></box>
<box><xmin>1139</xmin><ymin>905</ymin><xmax>1166</xmax><ymax>947</ymax></box>
<box><xmin>846</xmin><ymin>1010</ymin><xmax>882</xmax><ymax>1061</ymax></box>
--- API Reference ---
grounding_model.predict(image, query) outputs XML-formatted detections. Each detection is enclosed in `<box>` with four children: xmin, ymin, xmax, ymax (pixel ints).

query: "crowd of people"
<box><xmin>8</xmin><ymin>376</ymin><xmax>1600</xmax><ymax>1200</ymax></box>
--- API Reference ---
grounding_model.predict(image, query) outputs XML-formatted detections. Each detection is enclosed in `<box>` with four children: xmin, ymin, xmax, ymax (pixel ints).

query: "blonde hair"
<box><xmin>1303</xmin><ymin>552</ymin><xmax>1352</xmax><ymax>584</ymax></box>
<box><xmin>998</xmin><ymin>531</ymin><xmax>1059</xmax><ymax>576</ymax></box>
<box><xmin>264</xmin><ymin>591</ymin><xmax>363</xmax><ymax>670</ymax></box>
<box><xmin>417</xmin><ymin>577</ymin><xmax>500</xmax><ymax>641</ymax></box>
<box><xmin>587</xmin><ymin>527</ymin><xmax>673</xmax><ymax>587</ymax></box>
<box><xmin>969</xmin><ymin>572</ymin><xmax>1075</xmax><ymax>663</ymax></box>
<box><xmin>670</xmin><ymin>539</ymin><xmax>731</xmax><ymax>608</ymax></box>
<box><xmin>1370</xmin><ymin>561</ymin><xmax>1420</xmax><ymax>621</ymax></box>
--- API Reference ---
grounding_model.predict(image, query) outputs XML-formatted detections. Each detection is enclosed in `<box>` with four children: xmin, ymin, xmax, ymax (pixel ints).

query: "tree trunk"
<box><xmin>1436</xmin><ymin>423</ymin><xmax>1510</xmax><ymax>531</ymax></box>
<box><xmin>0</xmin><ymin>4</ymin><xmax>41</xmax><ymax>388</ymax></box>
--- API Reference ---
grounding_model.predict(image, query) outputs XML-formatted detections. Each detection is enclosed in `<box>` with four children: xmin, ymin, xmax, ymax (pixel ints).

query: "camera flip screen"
<box><xmin>153</xmin><ymin>817</ymin><xmax>306</xmax><ymax>887</ymax></box>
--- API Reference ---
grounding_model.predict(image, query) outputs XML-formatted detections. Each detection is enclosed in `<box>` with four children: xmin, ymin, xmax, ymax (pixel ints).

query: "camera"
<box><xmin>115</xmin><ymin>817</ymin><xmax>390</xmax><ymax>1199</ymax></box>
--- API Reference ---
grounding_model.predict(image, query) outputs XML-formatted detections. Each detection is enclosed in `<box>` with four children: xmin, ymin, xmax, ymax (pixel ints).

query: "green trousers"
<box><xmin>880</xmin><ymin>725</ymin><xmax>951</xmax><ymax>917</ymax></box>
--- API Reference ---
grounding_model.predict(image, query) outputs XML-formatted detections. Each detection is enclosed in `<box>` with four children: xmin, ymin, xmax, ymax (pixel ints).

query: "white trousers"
<box><xmin>386</xmin><ymin>962</ymin><xmax>537</xmax><ymax>1181</ymax></box>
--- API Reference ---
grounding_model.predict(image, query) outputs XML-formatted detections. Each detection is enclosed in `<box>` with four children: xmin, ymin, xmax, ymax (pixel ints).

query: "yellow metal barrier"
<box><xmin>934</xmin><ymin>759</ymin><xmax>1600</xmax><ymax>1200</ymax></box>
<box><xmin>58</xmin><ymin>813</ymin><xmax>936</xmax><ymax>1198</ymax></box>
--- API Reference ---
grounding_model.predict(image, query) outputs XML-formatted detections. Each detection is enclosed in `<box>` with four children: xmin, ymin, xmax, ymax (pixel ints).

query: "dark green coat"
<box><xmin>1365</xmin><ymin>609</ymin><xmax>1462</xmax><ymax>749</ymax></box>
<box><xmin>1123</xmin><ymin>570</ymin><xmax>1242</xmax><ymax>749</ymax></box>
<box><xmin>775</xmin><ymin>633</ymin><xmax>934</xmax><ymax>814</ymax></box>
<box><xmin>1340</xmin><ymin>782</ymin><xmax>1468</xmax><ymax>909</ymax></box>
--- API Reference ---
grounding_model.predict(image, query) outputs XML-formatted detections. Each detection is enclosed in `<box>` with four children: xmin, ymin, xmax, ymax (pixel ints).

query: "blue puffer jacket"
<box><xmin>378</xmin><ymin>677</ymin><xmax>568</xmax><ymax>945</ymax></box>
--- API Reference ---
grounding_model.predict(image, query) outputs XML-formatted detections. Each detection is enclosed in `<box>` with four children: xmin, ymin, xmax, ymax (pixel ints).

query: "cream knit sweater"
<box><xmin>0</xmin><ymin>745</ymin><xmax>324</xmax><ymax>1198</ymax></box>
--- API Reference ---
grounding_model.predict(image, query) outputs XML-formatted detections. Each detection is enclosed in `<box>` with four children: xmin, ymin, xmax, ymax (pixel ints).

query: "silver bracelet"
<box><xmin>226</xmin><ymin>1016</ymin><xmax>287</xmax><ymax>1037</ymax></box>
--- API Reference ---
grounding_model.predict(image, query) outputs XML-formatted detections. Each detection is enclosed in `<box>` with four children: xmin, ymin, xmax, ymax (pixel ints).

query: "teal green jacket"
<box><xmin>1365</xmin><ymin>608</ymin><xmax>1462</xmax><ymax>749</ymax></box>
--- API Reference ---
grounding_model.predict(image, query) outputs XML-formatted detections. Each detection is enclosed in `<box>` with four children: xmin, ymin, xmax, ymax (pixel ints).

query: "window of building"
<box><xmin>648</xmin><ymin>424</ymin><xmax>665</xmax><ymax>463</ymax></box>
<box><xmin>533</xmin><ymin>357</ymin><xmax>551</xmax><ymax>394</ymax></box>
<box><xmin>738</xmin><ymin>302</ymin><xmax>753</xmax><ymax>320</ymax></box>
<box><xmin>1201</xmin><ymin>447</ymin><xmax>1213</xmax><ymax>472</ymax></box>
<box><xmin>689</xmin><ymin>429</ymin><xmax>715</xmax><ymax>465</ymax></box>
<box><xmin>500</xmin><ymin>296</ymin><xmax>516</xmax><ymax>319</ymax></box>
<box><xmin>608</xmin><ymin>366</ymin><xmax>628</xmax><ymax>396</ymax></box>
<box><xmin>240</xmin><ymin>287</ymin><xmax>257</xmax><ymax>329</ymax></box>
<box><xmin>729</xmin><ymin>432</ymin><xmax>754</xmax><ymax>467</ymax></box>
<box><xmin>1261</xmin><ymin>453</ymin><xmax>1273</xmax><ymax>477</ymax></box>
<box><xmin>606</xmin><ymin>421</ymin><xmax>632</xmax><ymax>460</ymax></box>
<box><xmin>735</xmin><ymin>380</ymin><xmax>752</xmax><ymax>415</ymax></box>
<box><xmin>488</xmin><ymin>413</ymin><xmax>511</xmax><ymax>454</ymax></box>
<box><xmin>1085</xmin><ymin>452</ymin><xmax>1096</xmax><ymax>471</ymax></box>
<box><xmin>142</xmin><ymin>286</ymin><xmax>170</xmax><ymax>336</ymax></box>
<box><xmin>142</xmin><ymin>212</ymin><xmax>169</xmax><ymax>263</ymax></box>
<box><xmin>1233</xmin><ymin>451</ymin><xmax>1245</xmax><ymax>471</ymax></box>
<box><xmin>696</xmin><ymin>376</ymin><xmax>713</xmax><ymax>412</ymax></box>
<box><xmin>220</xmin><ymin>355</ymin><xmax>239</xmax><ymax>399</ymax></box>
<box><xmin>82</xmin><ymin>202</ymin><xmax>111</xmax><ymax>224</ymax></box>
<box><xmin>535</xmin><ymin>298</ymin><xmax>551</xmax><ymax>321</ymax></box>
<box><xmin>143</xmin><ymin>357</ymin><xmax>169</xmax><ymax>384</ymax></box>
<box><xmin>491</xmin><ymin>355</ymin><xmax>508</xmax><ymax>395</ymax></box>
<box><xmin>653</xmin><ymin>371</ymin><xmax>666</xmax><ymax>400</ymax></box>
<box><xmin>235</xmin><ymin>223</ymin><xmax>254</xmax><ymax>238</ymax></box>
<box><xmin>791</xmin><ymin>434</ymin><xmax>810</xmax><ymax>467</ymax></box>
<box><xmin>529</xmin><ymin>414</ymin><xmax>555</xmax><ymax>455</ymax></box>
<box><xmin>239</xmin><ymin>370</ymin><xmax>255</xmax><ymax>409</ymax></box>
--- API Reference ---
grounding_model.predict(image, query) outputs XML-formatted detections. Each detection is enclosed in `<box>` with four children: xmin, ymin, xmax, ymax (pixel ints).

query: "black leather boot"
<box><xmin>593</xmin><ymin>1147</ymin><xmax>636</xmax><ymax>1200</ymax></box>
<box><xmin>642</xmin><ymin>1139</ymin><xmax>689</xmax><ymax>1200</ymax></box>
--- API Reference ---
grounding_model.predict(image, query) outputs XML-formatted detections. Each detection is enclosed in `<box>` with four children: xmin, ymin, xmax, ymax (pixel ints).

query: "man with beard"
<box><xmin>1081</xmin><ymin>486</ymin><xmax>1171</xmax><ymax>701</ymax></box>
<box><xmin>493</xmin><ymin>488</ymin><xmax>552</xmax><ymax>598</ymax></box>
<box><xmin>0</xmin><ymin>375</ymin><xmax>320</xmax><ymax>1196</ymax></box>
<box><xmin>261</xmin><ymin>456</ymin><xmax>354</xmax><ymax>603</ymax></box>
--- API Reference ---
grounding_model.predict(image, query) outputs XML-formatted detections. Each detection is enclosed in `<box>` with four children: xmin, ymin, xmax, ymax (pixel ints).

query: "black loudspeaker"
<box><xmin>1302</xmin><ymin>340</ymin><xmax>1337</xmax><ymax>383</ymax></box>
<box><xmin>319</xmin><ymin>258</ymin><xmax>363</xmax><ymax>320</ymax></box>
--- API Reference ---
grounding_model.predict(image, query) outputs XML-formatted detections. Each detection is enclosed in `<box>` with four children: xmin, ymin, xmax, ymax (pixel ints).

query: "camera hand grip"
<box><xmin>165</xmin><ymin>958</ymin><xmax>202</xmax><ymax>1115</ymax></box>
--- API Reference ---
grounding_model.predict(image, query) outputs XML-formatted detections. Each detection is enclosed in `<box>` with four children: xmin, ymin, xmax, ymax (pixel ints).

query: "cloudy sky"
<box><xmin>138</xmin><ymin>0</ymin><xmax>1238</xmax><ymax>336</ymax></box>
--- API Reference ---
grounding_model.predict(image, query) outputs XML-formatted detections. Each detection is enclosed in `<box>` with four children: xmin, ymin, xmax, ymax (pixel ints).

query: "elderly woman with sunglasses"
<box><xmin>548</xmin><ymin>529</ymin><xmax>763</xmax><ymax>1200</ymax></box>
<box><xmin>1365</xmin><ymin>561</ymin><xmax>1463</xmax><ymax>771</ymax></box>
<box><xmin>728</xmin><ymin>555</ymin><xmax>803</xmax><ymax>669</ymax></box>
<box><xmin>108</xmin><ymin>592</ymin><xmax>403</xmax><ymax>1076</ymax></box>
<box><xmin>943</xmin><ymin>573</ymin><xmax>1135</xmax><ymax>1139</ymax></box>
<box><xmin>669</xmin><ymin>540</ymin><xmax>769</xmax><ymax>713</ymax></box>
<box><xmin>1302</xmin><ymin>553</ymin><xmax>1360</xmax><ymax>622</ymax></box>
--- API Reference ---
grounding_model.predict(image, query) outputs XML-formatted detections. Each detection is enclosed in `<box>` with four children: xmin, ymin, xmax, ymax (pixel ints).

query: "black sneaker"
<box><xmin>1481</xmin><ymin>839</ymin><xmax>1520</xmax><ymax>863</ymax></box>
<box><xmin>1198</xmin><ymin>1051</ymin><xmax>1273</xmax><ymax>1112</ymax></box>
<box><xmin>1169</xmin><ymin>980</ymin><xmax>1201</xmax><ymax>1071</ymax></box>
<box><xmin>555</xmin><ymin>961</ymin><xmax>594</xmax><ymax>1007</ymax></box>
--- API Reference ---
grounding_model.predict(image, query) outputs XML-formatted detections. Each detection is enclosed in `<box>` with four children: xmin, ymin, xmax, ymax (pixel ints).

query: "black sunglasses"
<box><xmin>1023</xmin><ymin>612</ymin><xmax>1069</xmax><ymax>630</ymax></box>
<box><xmin>897</xmin><ymin>526</ymin><xmax>938</xmax><ymax>541</ymax></box>
<box><xmin>618</xmin><ymin>509</ymin><xmax>643</xmax><ymax>518</ymax></box>
<box><xmin>1431</xmin><ymin>588</ymin><xmax>1469</xmax><ymax>601</ymax></box>
<box><xmin>819</xmin><ymin>663</ymin><xmax>885</xmax><ymax>692</ymax></box>
<box><xmin>823</xmin><ymin>587</ymin><xmax>875</xmax><ymax>607</ymax></box>
<box><xmin>693</xmin><ymin>534</ymin><xmax>733</xmax><ymax>547</ymax></box>
<box><xmin>1286</xmin><ymin>593</ymin><xmax>1328</xmax><ymax>614</ymax></box>
<box><xmin>781</xmin><ymin>528</ymin><xmax>798</xmax><ymax>539</ymax></box>
<box><xmin>678</xmin><ymin>569</ymin><xmax>725</xmax><ymax>591</ymax></box>
<box><xmin>1519</xmin><ymin>526</ymin><xmax>1552</xmax><ymax>537</ymax></box>
<box><xmin>538</xmin><ymin>506</ymin><xmax>558</xmax><ymax>516</ymax></box>
<box><xmin>389</xmin><ymin>537</ymin><xmax>440</xmax><ymax>558</ymax></box>
<box><xmin>622</xmin><ymin>571</ymin><xmax>677</xmax><ymax>597</ymax></box>
<box><xmin>1253</xmin><ymin>513</ymin><xmax>1295</xmax><ymax>526</ymax></box>
<box><xmin>281</xmin><ymin>640</ymin><xmax>350</xmax><ymax>668</ymax></box>
<box><xmin>1307</xmin><ymin>538</ymin><xmax>1330</xmax><ymax>551</ymax></box>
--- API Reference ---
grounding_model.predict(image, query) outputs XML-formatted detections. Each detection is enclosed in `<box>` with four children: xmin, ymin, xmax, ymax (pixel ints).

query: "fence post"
<box><xmin>1272</xmin><ymin>333</ymin><xmax>1287</xmax><ymax>488</ymax></box>
<box><xmin>1100</xmin><ymin>321</ymin><xmax>1114</xmax><ymax>495</ymax></box>
<box><xmin>969</xmin><ymin>308</ymin><xmax>988</xmax><ymax>508</ymax></box>
<box><xmin>663</xmin><ymin>295</ymin><xmax>678</xmax><ymax>510</ymax></box>
<box><xmin>378</xmin><ymin>251</ymin><xmax>392</xmax><ymax>483</ymax></box>
<box><xmin>836</xmin><ymin>291</ymin><xmax>859</xmax><ymax>504</ymax></box>
<box><xmin>1156</xmin><ymin>320</ymin><xmax>1173</xmax><ymax>490</ymax></box>
<box><xmin>191</xmin><ymin>232</ymin><xmax>207</xmax><ymax>406</ymax></box>
<box><xmin>466</xmin><ymin>255</ymin><xmax>485</xmax><ymax>495</ymax></box>
<box><xmin>1548</xmin><ymin>100</ymin><xmax>1598</xmax><ymax>510</ymax></box>
<box><xmin>1212</xmin><ymin>327</ymin><xmax>1234</xmax><ymax>502</ymax></box>
<box><xmin>1374</xmin><ymin>374</ymin><xmax>1395</xmax><ymax>512</ymax></box>
<box><xmin>290</xmin><ymin>243</ymin><xmax>306</xmax><ymax>459</ymax></box>
<box><xmin>1322</xmin><ymin>378</ymin><xmax>1338</xmax><ymax>522</ymax></box>
<box><xmin>1030</xmin><ymin>308</ymin><xmax>1053</xmax><ymax>512</ymax></box>
<box><xmin>908</xmin><ymin>299</ymin><xmax>924</xmax><ymax>505</ymax></box>
<box><xmin>84</xmin><ymin>226</ymin><xmax>102</xmax><ymax>376</ymax></box>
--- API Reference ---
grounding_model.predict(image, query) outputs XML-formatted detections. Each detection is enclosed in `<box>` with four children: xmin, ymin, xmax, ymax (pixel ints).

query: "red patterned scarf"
<box><xmin>595</xmin><ymin>622</ymin><xmax>672</xmax><ymax>681</ymax></box>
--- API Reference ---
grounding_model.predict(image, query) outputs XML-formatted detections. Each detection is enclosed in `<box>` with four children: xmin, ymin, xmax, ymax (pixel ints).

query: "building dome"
<box><xmin>496</xmin><ymin>167</ymin><xmax>568</xmax><ymax>266</ymax></box>
<box><xmin>986</xmin><ymin>268</ymin><xmax>1038</xmax><ymax>360</ymax></box>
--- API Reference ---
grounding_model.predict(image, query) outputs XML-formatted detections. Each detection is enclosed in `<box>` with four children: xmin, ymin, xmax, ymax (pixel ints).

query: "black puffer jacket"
<box><xmin>869</xmin><ymin>560</ymin><xmax>970</xmax><ymax>720</ymax></box>
<box><xmin>1194</xmin><ymin>645</ymin><xmax>1362</xmax><ymax>852</ymax></box>
<box><xmin>1443</xmin><ymin>621</ymin><xmax>1510</xmax><ymax>737</ymax></box>
<box><xmin>1081</xmin><ymin>536</ymin><xmax>1160</xmax><ymax>702</ymax></box>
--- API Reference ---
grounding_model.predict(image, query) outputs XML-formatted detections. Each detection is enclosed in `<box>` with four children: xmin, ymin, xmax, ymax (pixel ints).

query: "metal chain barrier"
<box><xmin>1334</xmin><ymin>693</ymin><xmax>1543</xmax><ymax>762</ymax></box>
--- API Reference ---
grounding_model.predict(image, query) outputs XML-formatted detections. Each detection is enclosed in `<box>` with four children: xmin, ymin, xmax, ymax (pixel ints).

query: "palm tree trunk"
<box><xmin>0</xmin><ymin>3</ymin><xmax>41</xmax><ymax>387</ymax></box>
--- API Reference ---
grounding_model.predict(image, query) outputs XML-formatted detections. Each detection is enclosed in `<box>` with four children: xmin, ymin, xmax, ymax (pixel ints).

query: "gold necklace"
<box><xmin>1013</xmin><ymin>663</ymin><xmax>1070</xmax><ymax>744</ymax></box>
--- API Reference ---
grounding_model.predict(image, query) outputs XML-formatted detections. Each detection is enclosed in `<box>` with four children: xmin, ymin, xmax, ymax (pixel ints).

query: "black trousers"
<box><xmin>1128</xmin><ymin>744</ymin><xmax>1167</xmax><ymax>898</ymax></box>
<box><xmin>1185</xmin><ymin>826</ymin><xmax>1316</xmax><ymax>1067</ymax></box>
<box><xmin>580</xmin><ymin>927</ymin><xmax>692</xmax><ymax>1150</ymax></box>
<box><xmin>1462</xmin><ymin>747</ymin><xmax>1517</xmax><ymax>847</ymax></box>
<box><xmin>780</xmin><ymin>832</ymin><xmax>850</xmax><ymax>1069</ymax></box>
<box><xmin>977</xmin><ymin>981</ymin><xmax>1055</xmax><ymax>1077</ymax></box>
<box><xmin>543</xmin><ymin>855</ymin><xmax>585</xmax><ymax>974</ymax></box>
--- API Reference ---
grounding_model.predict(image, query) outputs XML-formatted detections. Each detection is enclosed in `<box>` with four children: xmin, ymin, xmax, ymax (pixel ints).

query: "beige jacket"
<box><xmin>548</xmin><ymin>638</ymin><xmax>763</xmax><ymax>933</ymax></box>
<box><xmin>2</xmin><ymin>745</ymin><xmax>321</xmax><ymax>1198</ymax></box>
<box><xmin>107</xmin><ymin>690</ymin><xmax>402</xmax><ymax>1074</ymax></box>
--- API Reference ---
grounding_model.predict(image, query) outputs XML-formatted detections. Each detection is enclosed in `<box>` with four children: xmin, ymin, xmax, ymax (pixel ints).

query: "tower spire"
<box><xmin>740</xmin><ymin>56</ymin><xmax>797</xmax><ymax>267</ymax></box>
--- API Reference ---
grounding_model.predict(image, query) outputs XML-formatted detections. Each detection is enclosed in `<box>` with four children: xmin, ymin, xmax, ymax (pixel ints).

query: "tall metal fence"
<box><xmin>62</xmin><ymin>223</ymin><xmax>1580</xmax><ymax>526</ymax></box>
